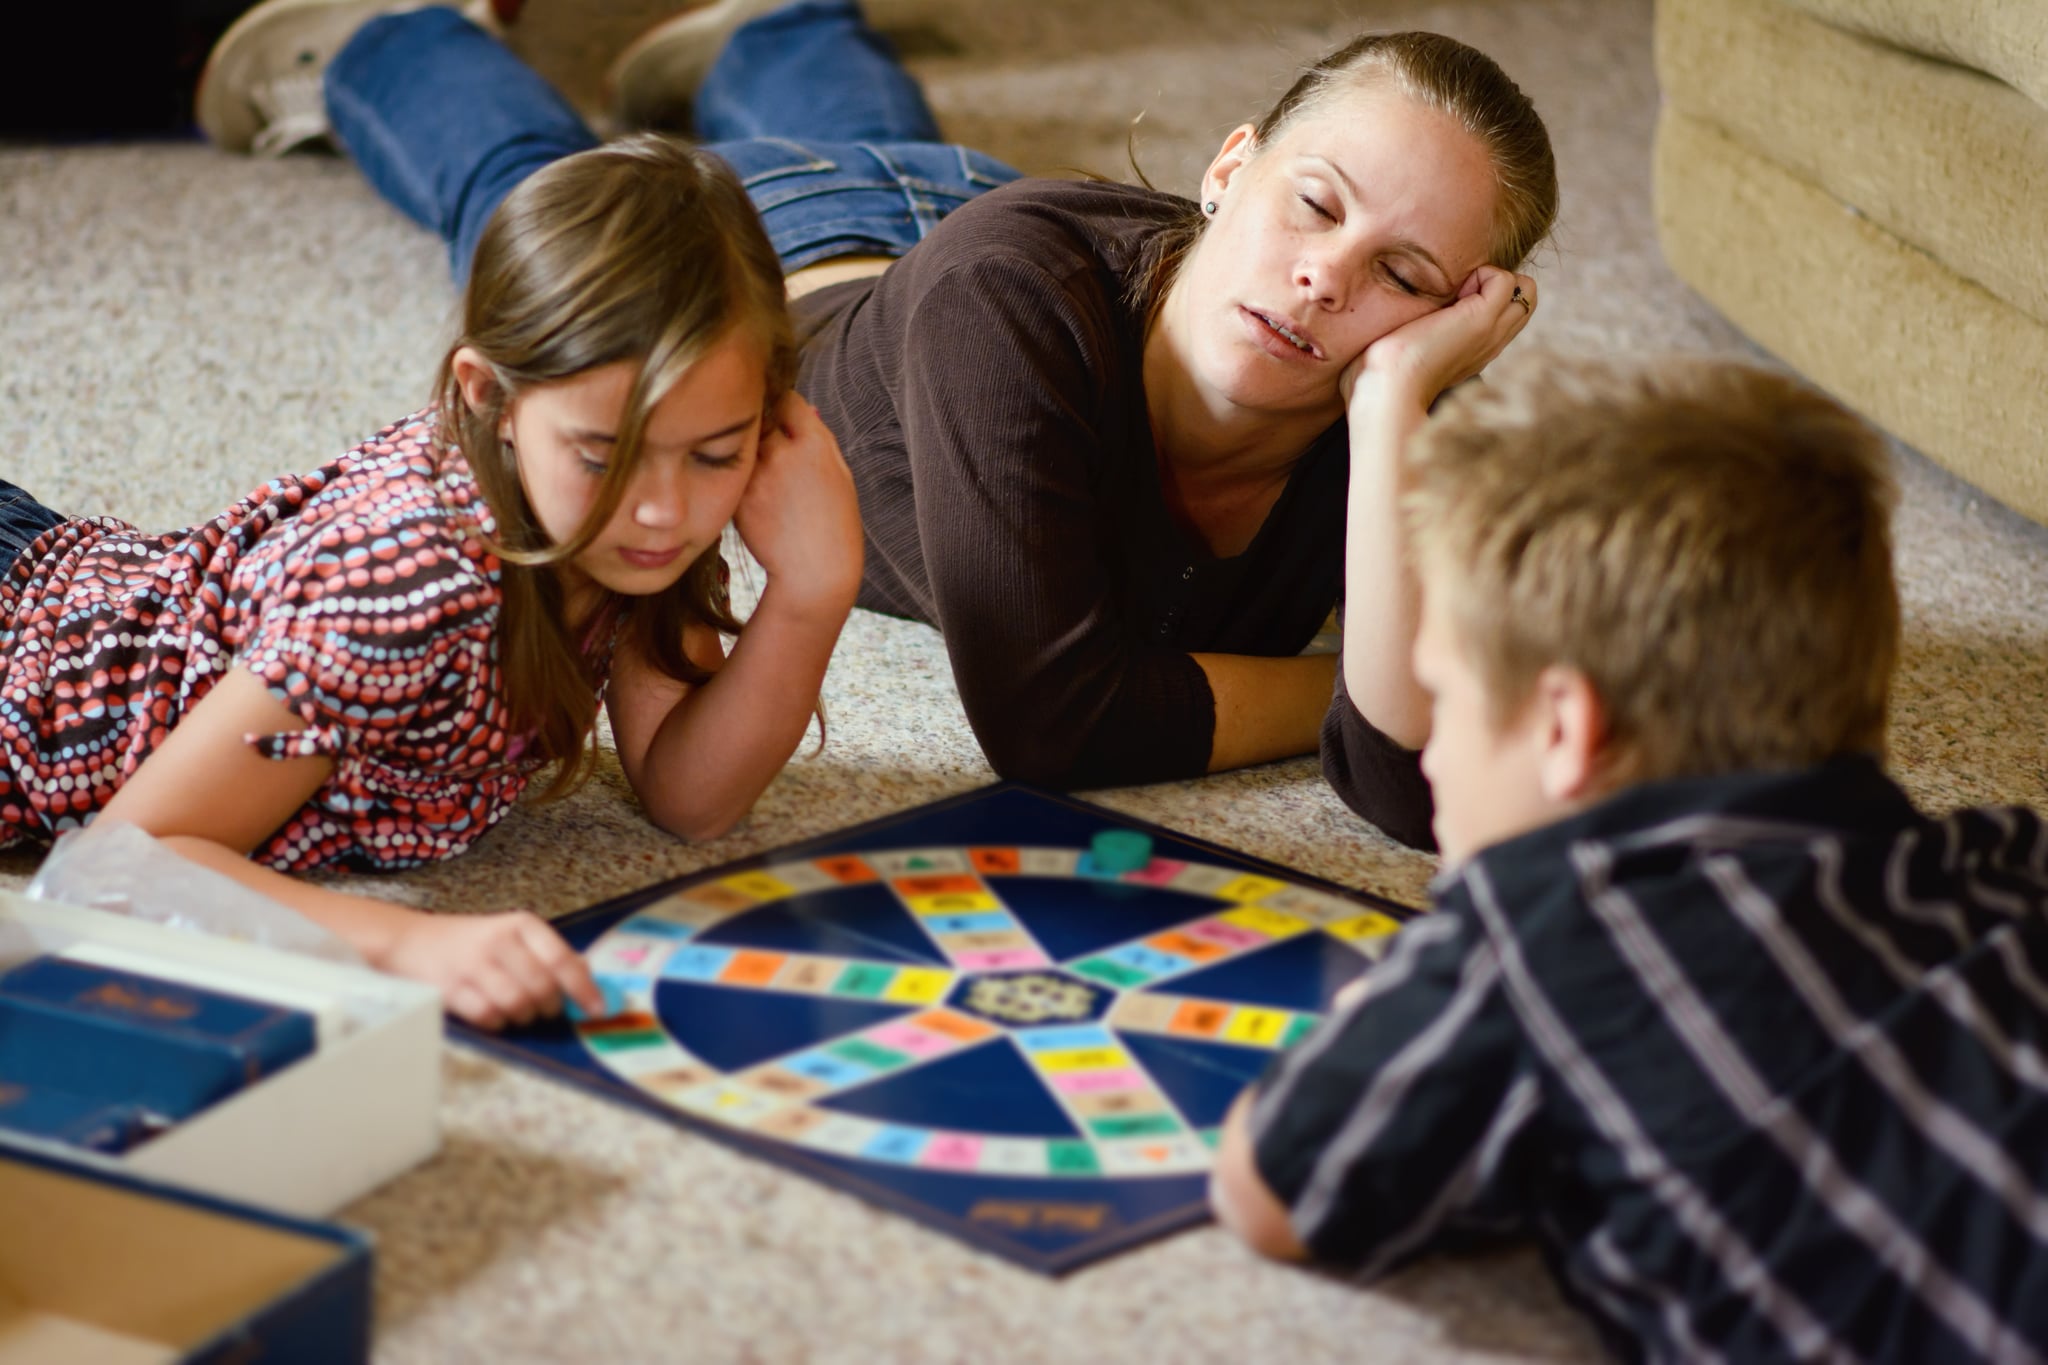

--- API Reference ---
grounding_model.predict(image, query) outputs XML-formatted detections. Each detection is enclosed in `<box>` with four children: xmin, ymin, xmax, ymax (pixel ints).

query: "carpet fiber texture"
<box><xmin>3</xmin><ymin>0</ymin><xmax>2046</xmax><ymax>1360</ymax></box>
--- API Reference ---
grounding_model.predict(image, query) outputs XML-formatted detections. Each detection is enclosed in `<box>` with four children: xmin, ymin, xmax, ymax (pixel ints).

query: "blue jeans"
<box><xmin>324</xmin><ymin>0</ymin><xmax>1021</xmax><ymax>283</ymax></box>
<box><xmin>0</xmin><ymin>481</ymin><xmax>65</xmax><ymax>574</ymax></box>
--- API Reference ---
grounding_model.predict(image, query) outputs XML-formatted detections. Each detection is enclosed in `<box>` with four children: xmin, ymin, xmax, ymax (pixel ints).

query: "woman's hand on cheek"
<box><xmin>732</xmin><ymin>392</ymin><xmax>864</xmax><ymax>622</ymax></box>
<box><xmin>1342</xmin><ymin>265</ymin><xmax>1538</xmax><ymax>414</ymax></box>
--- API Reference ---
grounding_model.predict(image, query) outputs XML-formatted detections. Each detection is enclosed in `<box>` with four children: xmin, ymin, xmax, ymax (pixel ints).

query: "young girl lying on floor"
<box><xmin>0</xmin><ymin>135</ymin><xmax>864</xmax><ymax>1029</ymax></box>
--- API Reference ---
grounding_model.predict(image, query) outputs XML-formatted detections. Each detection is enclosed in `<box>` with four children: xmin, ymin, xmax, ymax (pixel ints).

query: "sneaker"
<box><xmin>605</xmin><ymin>0</ymin><xmax>798</xmax><ymax>131</ymax></box>
<box><xmin>197</xmin><ymin>0</ymin><xmax>520</xmax><ymax>155</ymax></box>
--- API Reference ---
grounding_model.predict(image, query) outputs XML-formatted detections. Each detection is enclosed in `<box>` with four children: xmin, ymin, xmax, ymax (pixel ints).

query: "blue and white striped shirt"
<box><xmin>1251</xmin><ymin>755</ymin><xmax>2048</xmax><ymax>1363</ymax></box>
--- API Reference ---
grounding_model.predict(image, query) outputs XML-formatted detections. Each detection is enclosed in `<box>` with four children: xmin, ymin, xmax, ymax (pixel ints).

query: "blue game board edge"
<box><xmin>450</xmin><ymin>1021</ymin><xmax>1205</xmax><ymax>1277</ymax></box>
<box><xmin>543</xmin><ymin>780</ymin><xmax>1420</xmax><ymax>936</ymax></box>
<box><xmin>450</xmin><ymin>780</ymin><xmax>1419</xmax><ymax>1276</ymax></box>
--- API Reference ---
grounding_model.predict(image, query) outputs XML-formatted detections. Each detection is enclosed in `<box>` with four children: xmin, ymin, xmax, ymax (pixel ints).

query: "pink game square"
<box><xmin>1050</xmin><ymin>1068</ymin><xmax>1148</xmax><ymax>1095</ymax></box>
<box><xmin>1184</xmin><ymin>918</ymin><xmax>1268</xmax><ymax>950</ymax></box>
<box><xmin>955</xmin><ymin>949</ymin><xmax>1050</xmax><ymax>971</ymax></box>
<box><xmin>869</xmin><ymin>1022</ymin><xmax>956</xmax><ymax>1059</ymax></box>
<box><xmin>919</xmin><ymin>1134</ymin><xmax>985</xmax><ymax>1171</ymax></box>
<box><xmin>1121</xmin><ymin>858</ymin><xmax>1187</xmax><ymax>886</ymax></box>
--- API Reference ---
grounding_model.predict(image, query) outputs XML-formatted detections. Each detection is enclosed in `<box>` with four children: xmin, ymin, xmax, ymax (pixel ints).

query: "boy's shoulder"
<box><xmin>1437</xmin><ymin>755</ymin><xmax>1906</xmax><ymax>952</ymax></box>
<box><xmin>1444</xmin><ymin>752</ymin><xmax>2045</xmax><ymax>986</ymax></box>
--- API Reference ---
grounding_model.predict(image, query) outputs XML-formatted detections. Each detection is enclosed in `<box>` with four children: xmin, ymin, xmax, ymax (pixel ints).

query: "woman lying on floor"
<box><xmin>200</xmin><ymin>0</ymin><xmax>1557</xmax><ymax>848</ymax></box>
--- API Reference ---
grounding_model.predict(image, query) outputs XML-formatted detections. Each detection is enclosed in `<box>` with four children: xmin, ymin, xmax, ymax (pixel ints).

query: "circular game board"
<box><xmin>571</xmin><ymin>841</ymin><xmax>1404</xmax><ymax>1183</ymax></box>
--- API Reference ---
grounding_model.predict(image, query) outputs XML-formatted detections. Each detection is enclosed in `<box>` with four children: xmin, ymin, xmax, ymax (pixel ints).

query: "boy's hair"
<box><xmin>1406</xmin><ymin>353</ymin><xmax>1900</xmax><ymax>784</ymax></box>
<box><xmin>435</xmin><ymin>133</ymin><xmax>796</xmax><ymax>800</ymax></box>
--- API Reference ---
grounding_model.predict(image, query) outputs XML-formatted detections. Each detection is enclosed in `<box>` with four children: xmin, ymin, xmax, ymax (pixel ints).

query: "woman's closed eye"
<box><xmin>694</xmin><ymin>448</ymin><xmax>746</xmax><ymax>470</ymax></box>
<box><xmin>1297</xmin><ymin>193</ymin><xmax>1336</xmax><ymax>223</ymax></box>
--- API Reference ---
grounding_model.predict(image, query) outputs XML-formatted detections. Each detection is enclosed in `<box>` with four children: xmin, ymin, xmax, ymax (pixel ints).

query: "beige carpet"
<box><xmin>3</xmin><ymin>0</ymin><xmax>2046</xmax><ymax>1359</ymax></box>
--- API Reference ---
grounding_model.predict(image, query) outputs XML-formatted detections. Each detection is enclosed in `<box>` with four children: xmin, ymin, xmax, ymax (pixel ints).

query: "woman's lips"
<box><xmin>1241</xmin><ymin>305</ymin><xmax>1323</xmax><ymax>361</ymax></box>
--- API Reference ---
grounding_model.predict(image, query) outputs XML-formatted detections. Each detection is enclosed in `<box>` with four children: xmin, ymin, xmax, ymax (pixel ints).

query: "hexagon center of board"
<box><xmin>949</xmin><ymin>969</ymin><xmax>1111</xmax><ymax>1028</ymax></box>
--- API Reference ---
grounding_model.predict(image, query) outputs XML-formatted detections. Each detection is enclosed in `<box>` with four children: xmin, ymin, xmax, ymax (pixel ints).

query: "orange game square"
<box><xmin>1169</xmin><ymin>1000</ymin><xmax>1229</xmax><ymax>1036</ymax></box>
<box><xmin>1147</xmin><ymin>931</ymin><xmax>1231</xmax><ymax>962</ymax></box>
<box><xmin>815</xmin><ymin>856</ymin><xmax>878</xmax><ymax>884</ymax></box>
<box><xmin>720</xmin><ymin>950</ymin><xmax>788</xmax><ymax>986</ymax></box>
<box><xmin>913</xmin><ymin>1009</ymin><xmax>999</xmax><ymax>1043</ymax></box>
<box><xmin>892</xmin><ymin>873</ymin><xmax>983</xmax><ymax>897</ymax></box>
<box><xmin>969</xmin><ymin>847</ymin><xmax>1022</xmax><ymax>874</ymax></box>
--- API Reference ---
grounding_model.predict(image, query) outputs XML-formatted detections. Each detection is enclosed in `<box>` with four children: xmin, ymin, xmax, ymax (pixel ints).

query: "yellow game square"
<box><xmin>720</xmin><ymin>872</ymin><xmax>795</xmax><ymax>901</ymax></box>
<box><xmin>1215</xmin><ymin>874</ymin><xmax>1286</xmax><ymax>903</ymax></box>
<box><xmin>1221</xmin><ymin>1007</ymin><xmax>1290</xmax><ymax>1047</ymax></box>
<box><xmin>1328</xmin><ymin>911</ymin><xmax>1405</xmax><ymax>942</ymax></box>
<box><xmin>1034</xmin><ymin>1047</ymin><xmax>1131</xmax><ymax>1073</ymax></box>
<box><xmin>903</xmin><ymin>891</ymin><xmax>1000</xmax><ymax>916</ymax></box>
<box><xmin>1217</xmin><ymin>906</ymin><xmax>1309</xmax><ymax>939</ymax></box>
<box><xmin>881</xmin><ymin>967</ymin><xmax>954</xmax><ymax>1004</ymax></box>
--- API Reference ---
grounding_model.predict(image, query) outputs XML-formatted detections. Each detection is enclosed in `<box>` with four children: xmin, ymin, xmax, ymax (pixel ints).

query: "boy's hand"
<box><xmin>733</xmin><ymin>391</ymin><xmax>863</xmax><ymax>622</ymax></box>
<box><xmin>1341</xmin><ymin>265</ymin><xmax>1538</xmax><ymax>413</ymax></box>
<box><xmin>381</xmin><ymin>910</ymin><xmax>603</xmax><ymax>1030</ymax></box>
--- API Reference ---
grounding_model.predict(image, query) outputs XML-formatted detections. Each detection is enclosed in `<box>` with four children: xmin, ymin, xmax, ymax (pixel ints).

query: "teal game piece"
<box><xmin>1089</xmin><ymin>828</ymin><xmax>1153</xmax><ymax>873</ymax></box>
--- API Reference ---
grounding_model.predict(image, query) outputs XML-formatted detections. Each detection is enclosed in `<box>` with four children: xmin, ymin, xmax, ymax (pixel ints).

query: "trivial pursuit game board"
<box><xmin>458</xmin><ymin>784</ymin><xmax>1415</xmax><ymax>1274</ymax></box>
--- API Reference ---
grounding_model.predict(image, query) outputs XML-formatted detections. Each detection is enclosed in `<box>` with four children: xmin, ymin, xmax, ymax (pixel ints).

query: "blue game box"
<box><xmin>0</xmin><ymin>955</ymin><xmax>317</xmax><ymax>1153</ymax></box>
<box><xmin>0</xmin><ymin>1138</ymin><xmax>370</xmax><ymax>1364</ymax></box>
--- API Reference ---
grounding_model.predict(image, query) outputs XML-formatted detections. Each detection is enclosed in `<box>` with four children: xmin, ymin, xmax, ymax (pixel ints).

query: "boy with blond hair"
<box><xmin>1211</xmin><ymin>355</ymin><xmax>2048</xmax><ymax>1362</ymax></box>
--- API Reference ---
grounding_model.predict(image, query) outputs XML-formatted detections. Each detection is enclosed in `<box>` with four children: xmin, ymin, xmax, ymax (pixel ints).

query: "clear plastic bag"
<box><xmin>26</xmin><ymin>821</ymin><xmax>365</xmax><ymax>966</ymax></box>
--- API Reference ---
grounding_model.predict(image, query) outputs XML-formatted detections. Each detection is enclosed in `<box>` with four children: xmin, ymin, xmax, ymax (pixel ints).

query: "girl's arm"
<box><xmin>1340</xmin><ymin>268</ymin><xmax>1538</xmax><ymax>751</ymax></box>
<box><xmin>608</xmin><ymin>393</ymin><xmax>863</xmax><ymax>841</ymax></box>
<box><xmin>95</xmin><ymin>667</ymin><xmax>602</xmax><ymax>1029</ymax></box>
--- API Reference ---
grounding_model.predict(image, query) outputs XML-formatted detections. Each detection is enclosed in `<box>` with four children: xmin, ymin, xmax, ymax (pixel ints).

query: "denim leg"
<box><xmin>0</xmin><ymin>482</ymin><xmax>67</xmax><ymax>575</ymax></box>
<box><xmin>324</xmin><ymin>7</ymin><xmax>600</xmax><ymax>284</ymax></box>
<box><xmin>695</xmin><ymin>0</ymin><xmax>941</xmax><ymax>145</ymax></box>
<box><xmin>707</xmin><ymin>137</ymin><xmax>1021</xmax><ymax>271</ymax></box>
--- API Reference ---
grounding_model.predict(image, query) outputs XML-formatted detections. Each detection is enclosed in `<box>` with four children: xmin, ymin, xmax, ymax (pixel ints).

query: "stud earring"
<box><xmin>1203</xmin><ymin>200</ymin><xmax>1218</xmax><ymax>215</ymax></box>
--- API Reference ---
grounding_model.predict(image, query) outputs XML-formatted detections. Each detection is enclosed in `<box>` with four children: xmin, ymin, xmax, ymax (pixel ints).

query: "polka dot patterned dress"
<box><xmin>0</xmin><ymin>410</ymin><xmax>609</xmax><ymax>872</ymax></box>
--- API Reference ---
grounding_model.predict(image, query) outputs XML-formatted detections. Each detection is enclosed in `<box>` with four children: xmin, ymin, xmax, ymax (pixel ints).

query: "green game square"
<box><xmin>833</xmin><ymin>963</ymin><xmax>895</xmax><ymax>998</ymax></box>
<box><xmin>1282</xmin><ymin>1015</ymin><xmax>1318</xmax><ymax>1047</ymax></box>
<box><xmin>830</xmin><ymin>1038</ymin><xmax>910</xmax><ymax>1070</ymax></box>
<box><xmin>1046</xmin><ymin>1140</ymin><xmax>1101</xmax><ymax>1175</ymax></box>
<box><xmin>1198</xmin><ymin>1127</ymin><xmax>1222</xmax><ymax>1148</ymax></box>
<box><xmin>1072</xmin><ymin>957</ymin><xmax>1148</xmax><ymax>989</ymax></box>
<box><xmin>1088</xmin><ymin>1113</ymin><xmax>1181</xmax><ymax>1140</ymax></box>
<box><xmin>583</xmin><ymin>1030</ymin><xmax>668</xmax><ymax>1054</ymax></box>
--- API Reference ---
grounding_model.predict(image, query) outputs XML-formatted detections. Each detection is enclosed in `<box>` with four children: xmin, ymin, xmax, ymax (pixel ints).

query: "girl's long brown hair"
<box><xmin>435</xmin><ymin>134</ymin><xmax>797</xmax><ymax>800</ymax></box>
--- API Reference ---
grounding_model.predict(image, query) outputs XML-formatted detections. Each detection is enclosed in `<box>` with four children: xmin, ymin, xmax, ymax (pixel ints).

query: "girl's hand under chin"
<box><xmin>732</xmin><ymin>391</ymin><xmax>864</xmax><ymax>621</ymax></box>
<box><xmin>1340</xmin><ymin>264</ymin><xmax>1538</xmax><ymax>414</ymax></box>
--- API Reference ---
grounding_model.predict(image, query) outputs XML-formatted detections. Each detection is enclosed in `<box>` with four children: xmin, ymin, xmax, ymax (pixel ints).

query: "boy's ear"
<box><xmin>1532</xmin><ymin>664</ymin><xmax>1609</xmax><ymax>803</ymax></box>
<box><xmin>449</xmin><ymin>346</ymin><xmax>506</xmax><ymax>433</ymax></box>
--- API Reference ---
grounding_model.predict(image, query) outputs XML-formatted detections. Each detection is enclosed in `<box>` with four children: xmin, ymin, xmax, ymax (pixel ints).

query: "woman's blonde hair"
<box><xmin>1133</xmin><ymin>30</ymin><xmax>1559</xmax><ymax>324</ymax></box>
<box><xmin>435</xmin><ymin>133</ymin><xmax>797</xmax><ymax>800</ymax></box>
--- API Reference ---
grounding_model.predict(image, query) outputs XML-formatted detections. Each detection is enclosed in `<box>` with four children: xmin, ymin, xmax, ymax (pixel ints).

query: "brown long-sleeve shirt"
<box><xmin>793</xmin><ymin>177</ymin><xmax>1432</xmax><ymax>847</ymax></box>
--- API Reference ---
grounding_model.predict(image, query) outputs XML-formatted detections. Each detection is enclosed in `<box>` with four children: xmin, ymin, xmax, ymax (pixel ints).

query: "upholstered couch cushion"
<box><xmin>1655</xmin><ymin>0</ymin><xmax>2048</xmax><ymax>522</ymax></box>
<box><xmin>1655</xmin><ymin>109</ymin><xmax>2048</xmax><ymax>522</ymax></box>
<box><xmin>1776</xmin><ymin>0</ymin><xmax>2048</xmax><ymax>109</ymax></box>
<box><xmin>1658</xmin><ymin>0</ymin><xmax>2048</xmax><ymax>328</ymax></box>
